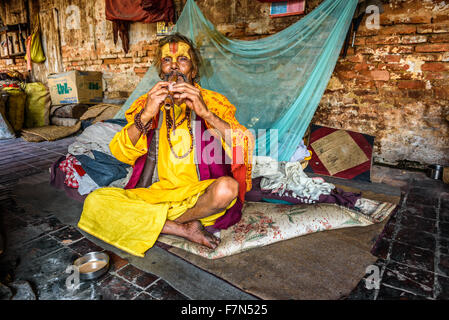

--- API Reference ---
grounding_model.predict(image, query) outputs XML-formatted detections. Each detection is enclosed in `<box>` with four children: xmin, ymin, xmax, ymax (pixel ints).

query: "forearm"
<box><xmin>128</xmin><ymin>112</ymin><xmax>155</xmax><ymax>146</ymax></box>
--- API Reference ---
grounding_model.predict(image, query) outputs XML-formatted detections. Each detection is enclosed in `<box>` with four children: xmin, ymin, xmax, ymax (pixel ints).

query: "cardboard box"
<box><xmin>47</xmin><ymin>71</ymin><xmax>103</xmax><ymax>105</ymax></box>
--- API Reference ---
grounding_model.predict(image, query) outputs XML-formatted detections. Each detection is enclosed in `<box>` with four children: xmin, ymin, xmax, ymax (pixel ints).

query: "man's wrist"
<box><xmin>202</xmin><ymin>110</ymin><xmax>214</xmax><ymax>123</ymax></box>
<box><xmin>140</xmin><ymin>111</ymin><xmax>155</xmax><ymax>125</ymax></box>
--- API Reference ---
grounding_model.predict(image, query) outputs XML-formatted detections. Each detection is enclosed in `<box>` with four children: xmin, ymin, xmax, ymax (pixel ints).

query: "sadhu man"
<box><xmin>78</xmin><ymin>33</ymin><xmax>254</xmax><ymax>257</ymax></box>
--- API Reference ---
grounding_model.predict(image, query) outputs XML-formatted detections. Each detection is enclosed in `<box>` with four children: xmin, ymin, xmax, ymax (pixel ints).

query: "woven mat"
<box><xmin>80</xmin><ymin>104</ymin><xmax>121</xmax><ymax>121</ymax></box>
<box><xmin>20</xmin><ymin>122</ymin><xmax>81</xmax><ymax>142</ymax></box>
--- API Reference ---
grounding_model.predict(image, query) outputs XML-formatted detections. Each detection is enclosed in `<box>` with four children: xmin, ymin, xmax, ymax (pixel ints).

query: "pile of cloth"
<box><xmin>246</xmin><ymin>153</ymin><xmax>362</xmax><ymax>209</ymax></box>
<box><xmin>51</xmin><ymin>119</ymin><xmax>133</xmax><ymax>200</ymax></box>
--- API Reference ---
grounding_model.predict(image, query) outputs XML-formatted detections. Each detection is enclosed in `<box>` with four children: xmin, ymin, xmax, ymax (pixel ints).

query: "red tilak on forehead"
<box><xmin>169</xmin><ymin>42</ymin><xmax>178</xmax><ymax>54</ymax></box>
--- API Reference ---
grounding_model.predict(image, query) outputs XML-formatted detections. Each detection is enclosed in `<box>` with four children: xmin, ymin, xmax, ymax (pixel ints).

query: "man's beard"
<box><xmin>164</xmin><ymin>71</ymin><xmax>188</xmax><ymax>83</ymax></box>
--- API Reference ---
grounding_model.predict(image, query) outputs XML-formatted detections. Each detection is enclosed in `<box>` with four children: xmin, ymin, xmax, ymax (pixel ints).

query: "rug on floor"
<box><xmin>157</xmin><ymin>198</ymin><xmax>396</xmax><ymax>259</ymax></box>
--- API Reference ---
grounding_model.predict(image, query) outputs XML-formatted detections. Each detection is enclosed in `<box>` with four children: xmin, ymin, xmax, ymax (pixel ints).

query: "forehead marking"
<box><xmin>170</xmin><ymin>42</ymin><xmax>178</xmax><ymax>54</ymax></box>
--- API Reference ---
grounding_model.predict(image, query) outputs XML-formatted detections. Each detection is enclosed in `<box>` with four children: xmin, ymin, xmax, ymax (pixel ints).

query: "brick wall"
<box><xmin>314</xmin><ymin>0</ymin><xmax>449</xmax><ymax>166</ymax></box>
<box><xmin>0</xmin><ymin>0</ymin><xmax>448</xmax><ymax>166</ymax></box>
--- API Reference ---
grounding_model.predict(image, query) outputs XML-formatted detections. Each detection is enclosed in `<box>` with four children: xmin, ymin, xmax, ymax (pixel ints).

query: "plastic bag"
<box><xmin>0</xmin><ymin>92</ymin><xmax>15</xmax><ymax>139</ymax></box>
<box><xmin>23</xmin><ymin>82</ymin><xmax>51</xmax><ymax>128</ymax></box>
<box><xmin>25</xmin><ymin>15</ymin><xmax>46</xmax><ymax>64</ymax></box>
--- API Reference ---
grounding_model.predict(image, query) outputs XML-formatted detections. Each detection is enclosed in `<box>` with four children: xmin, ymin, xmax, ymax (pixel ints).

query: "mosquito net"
<box><xmin>114</xmin><ymin>0</ymin><xmax>358</xmax><ymax>161</ymax></box>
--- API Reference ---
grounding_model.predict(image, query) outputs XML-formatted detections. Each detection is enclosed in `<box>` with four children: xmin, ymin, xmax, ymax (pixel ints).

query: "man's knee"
<box><xmin>211</xmin><ymin>176</ymin><xmax>239</xmax><ymax>208</ymax></box>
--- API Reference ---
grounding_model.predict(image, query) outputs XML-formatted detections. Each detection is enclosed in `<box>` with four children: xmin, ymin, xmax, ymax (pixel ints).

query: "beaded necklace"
<box><xmin>165</xmin><ymin>106</ymin><xmax>194</xmax><ymax>159</ymax></box>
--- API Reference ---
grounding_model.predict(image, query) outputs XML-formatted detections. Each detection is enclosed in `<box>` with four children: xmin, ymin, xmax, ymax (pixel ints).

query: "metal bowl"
<box><xmin>73</xmin><ymin>252</ymin><xmax>110</xmax><ymax>280</ymax></box>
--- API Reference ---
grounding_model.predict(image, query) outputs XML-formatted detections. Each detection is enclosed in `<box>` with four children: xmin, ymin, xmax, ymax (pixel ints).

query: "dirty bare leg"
<box><xmin>158</xmin><ymin>176</ymin><xmax>239</xmax><ymax>249</ymax></box>
<box><xmin>174</xmin><ymin>176</ymin><xmax>239</xmax><ymax>224</ymax></box>
<box><xmin>161</xmin><ymin>220</ymin><xmax>220</xmax><ymax>249</ymax></box>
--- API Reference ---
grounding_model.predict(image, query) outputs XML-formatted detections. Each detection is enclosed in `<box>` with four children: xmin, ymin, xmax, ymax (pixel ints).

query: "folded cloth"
<box><xmin>246</xmin><ymin>177</ymin><xmax>361</xmax><ymax>208</ymax></box>
<box><xmin>59</xmin><ymin>154</ymin><xmax>81</xmax><ymax>188</ymax></box>
<box><xmin>68</xmin><ymin>121</ymin><xmax>124</xmax><ymax>157</ymax></box>
<box><xmin>75</xmin><ymin>150</ymin><xmax>130</xmax><ymax>187</ymax></box>
<box><xmin>73</xmin><ymin>170</ymin><xmax>100</xmax><ymax>196</ymax></box>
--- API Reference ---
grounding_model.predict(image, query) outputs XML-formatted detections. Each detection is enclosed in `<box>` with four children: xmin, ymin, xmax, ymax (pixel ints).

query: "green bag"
<box><xmin>23</xmin><ymin>82</ymin><xmax>51</xmax><ymax>128</ymax></box>
<box><xmin>1</xmin><ymin>87</ymin><xmax>26</xmax><ymax>132</ymax></box>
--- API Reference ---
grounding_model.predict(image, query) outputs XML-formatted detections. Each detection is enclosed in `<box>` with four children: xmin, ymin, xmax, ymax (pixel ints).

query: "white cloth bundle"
<box><xmin>252</xmin><ymin>156</ymin><xmax>335</xmax><ymax>201</ymax></box>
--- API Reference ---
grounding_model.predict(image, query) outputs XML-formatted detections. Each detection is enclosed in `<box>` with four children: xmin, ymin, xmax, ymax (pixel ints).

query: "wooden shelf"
<box><xmin>0</xmin><ymin>23</ymin><xmax>29</xmax><ymax>62</ymax></box>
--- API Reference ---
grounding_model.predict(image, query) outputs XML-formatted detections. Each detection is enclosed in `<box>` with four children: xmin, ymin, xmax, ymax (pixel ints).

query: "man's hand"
<box><xmin>141</xmin><ymin>81</ymin><xmax>171</xmax><ymax>124</ymax></box>
<box><xmin>172</xmin><ymin>82</ymin><xmax>233</xmax><ymax>148</ymax></box>
<box><xmin>171</xmin><ymin>82</ymin><xmax>212</xmax><ymax>119</ymax></box>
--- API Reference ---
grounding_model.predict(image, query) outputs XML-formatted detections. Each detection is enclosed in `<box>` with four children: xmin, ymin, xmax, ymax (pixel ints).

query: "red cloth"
<box><xmin>59</xmin><ymin>154</ymin><xmax>82</xmax><ymax>188</ymax></box>
<box><xmin>105</xmin><ymin>0</ymin><xmax>174</xmax><ymax>23</ymax></box>
<box><xmin>105</xmin><ymin>0</ymin><xmax>174</xmax><ymax>53</ymax></box>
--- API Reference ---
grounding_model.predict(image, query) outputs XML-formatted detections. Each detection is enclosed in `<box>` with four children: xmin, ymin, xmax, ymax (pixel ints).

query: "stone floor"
<box><xmin>0</xmin><ymin>135</ymin><xmax>448</xmax><ymax>300</ymax></box>
<box><xmin>346</xmin><ymin>172</ymin><xmax>449</xmax><ymax>300</ymax></box>
<box><xmin>0</xmin><ymin>136</ymin><xmax>188</xmax><ymax>300</ymax></box>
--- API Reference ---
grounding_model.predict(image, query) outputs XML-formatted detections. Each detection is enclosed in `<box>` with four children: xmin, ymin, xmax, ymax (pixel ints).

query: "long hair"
<box><xmin>154</xmin><ymin>33</ymin><xmax>202</xmax><ymax>83</ymax></box>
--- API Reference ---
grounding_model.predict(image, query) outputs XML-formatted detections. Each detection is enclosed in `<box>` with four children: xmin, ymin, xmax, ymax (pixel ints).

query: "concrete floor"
<box><xmin>0</xmin><ymin>135</ymin><xmax>449</xmax><ymax>300</ymax></box>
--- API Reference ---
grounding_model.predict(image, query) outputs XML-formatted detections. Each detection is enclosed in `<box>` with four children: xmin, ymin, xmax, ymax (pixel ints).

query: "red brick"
<box><xmin>400</xmin><ymin>35</ymin><xmax>427</xmax><ymax>44</ymax></box>
<box><xmin>429</xmin><ymin>34</ymin><xmax>449</xmax><ymax>43</ymax></box>
<box><xmin>338</xmin><ymin>70</ymin><xmax>358</xmax><ymax>79</ymax></box>
<box><xmin>417</xmin><ymin>24</ymin><xmax>434</xmax><ymax>34</ymax></box>
<box><xmin>366</xmin><ymin>36</ymin><xmax>401</xmax><ymax>45</ymax></box>
<box><xmin>354</xmin><ymin>62</ymin><xmax>371</xmax><ymax>72</ymax></box>
<box><xmin>378</xmin><ymin>25</ymin><xmax>417</xmax><ymax>35</ymax></box>
<box><xmin>134</xmin><ymin>67</ymin><xmax>149</xmax><ymax>74</ymax></box>
<box><xmin>352</xmin><ymin>35</ymin><xmax>366</xmax><ymax>46</ymax></box>
<box><xmin>434</xmin><ymin>15</ymin><xmax>449</xmax><ymax>23</ymax></box>
<box><xmin>434</xmin><ymin>87</ymin><xmax>449</xmax><ymax>99</ymax></box>
<box><xmin>103</xmin><ymin>58</ymin><xmax>120</xmax><ymax>64</ymax></box>
<box><xmin>119</xmin><ymin>57</ymin><xmax>133</xmax><ymax>64</ymax></box>
<box><xmin>424</xmin><ymin>72</ymin><xmax>446</xmax><ymax>80</ymax></box>
<box><xmin>383</xmin><ymin>15</ymin><xmax>431</xmax><ymax>25</ymax></box>
<box><xmin>397</xmin><ymin>80</ymin><xmax>425</xmax><ymax>89</ymax></box>
<box><xmin>433</xmin><ymin>24</ymin><xmax>449</xmax><ymax>33</ymax></box>
<box><xmin>413</xmin><ymin>53</ymin><xmax>443</xmax><ymax>62</ymax></box>
<box><xmin>421</xmin><ymin>63</ymin><xmax>449</xmax><ymax>72</ymax></box>
<box><xmin>346</xmin><ymin>54</ymin><xmax>364</xmax><ymax>63</ymax></box>
<box><xmin>418</xmin><ymin>23</ymin><xmax>449</xmax><ymax>34</ymax></box>
<box><xmin>371</xmin><ymin>70</ymin><xmax>390</xmax><ymax>81</ymax></box>
<box><xmin>415</xmin><ymin>44</ymin><xmax>449</xmax><ymax>52</ymax></box>
<box><xmin>384</xmin><ymin>55</ymin><xmax>402</xmax><ymax>63</ymax></box>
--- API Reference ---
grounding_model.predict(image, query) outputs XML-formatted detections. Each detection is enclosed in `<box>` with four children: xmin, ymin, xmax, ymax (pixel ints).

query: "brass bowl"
<box><xmin>73</xmin><ymin>251</ymin><xmax>109</xmax><ymax>280</ymax></box>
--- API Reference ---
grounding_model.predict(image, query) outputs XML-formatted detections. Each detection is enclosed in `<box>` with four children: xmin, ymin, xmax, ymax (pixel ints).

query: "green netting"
<box><xmin>114</xmin><ymin>0</ymin><xmax>358</xmax><ymax>161</ymax></box>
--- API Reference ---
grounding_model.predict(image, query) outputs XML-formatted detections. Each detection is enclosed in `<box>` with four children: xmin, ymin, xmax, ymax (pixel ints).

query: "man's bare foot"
<box><xmin>182</xmin><ymin>220</ymin><xmax>221</xmax><ymax>249</ymax></box>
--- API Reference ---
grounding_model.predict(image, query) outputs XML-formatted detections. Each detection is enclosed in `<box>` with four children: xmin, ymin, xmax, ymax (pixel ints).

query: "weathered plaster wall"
<box><xmin>0</xmin><ymin>0</ymin><xmax>448</xmax><ymax>166</ymax></box>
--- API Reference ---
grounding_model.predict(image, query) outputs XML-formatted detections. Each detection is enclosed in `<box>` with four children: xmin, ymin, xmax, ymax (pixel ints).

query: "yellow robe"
<box><xmin>78</xmin><ymin>102</ymin><xmax>235</xmax><ymax>257</ymax></box>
